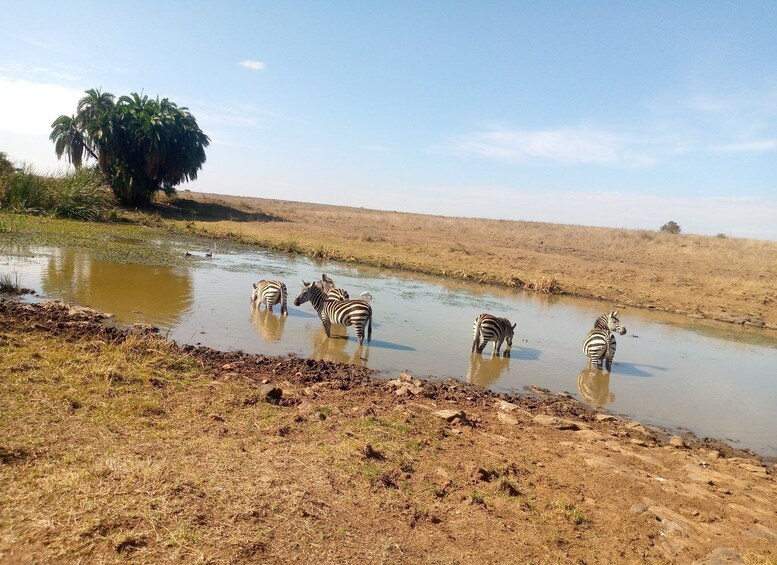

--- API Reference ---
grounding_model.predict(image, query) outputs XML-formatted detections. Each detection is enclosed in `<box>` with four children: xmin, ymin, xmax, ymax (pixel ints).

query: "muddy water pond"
<box><xmin>3</xmin><ymin>235</ymin><xmax>777</xmax><ymax>455</ymax></box>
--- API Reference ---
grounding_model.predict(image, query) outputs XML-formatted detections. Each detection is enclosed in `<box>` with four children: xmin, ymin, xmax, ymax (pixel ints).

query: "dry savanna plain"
<box><xmin>168</xmin><ymin>192</ymin><xmax>777</xmax><ymax>332</ymax></box>
<box><xmin>2</xmin><ymin>193</ymin><xmax>777</xmax><ymax>564</ymax></box>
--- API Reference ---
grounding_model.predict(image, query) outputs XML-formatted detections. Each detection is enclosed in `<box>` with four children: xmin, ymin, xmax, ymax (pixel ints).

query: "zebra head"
<box><xmin>606</xmin><ymin>311</ymin><xmax>627</xmax><ymax>335</ymax></box>
<box><xmin>505</xmin><ymin>321</ymin><xmax>517</xmax><ymax>348</ymax></box>
<box><xmin>319</xmin><ymin>273</ymin><xmax>349</xmax><ymax>300</ymax></box>
<box><xmin>293</xmin><ymin>280</ymin><xmax>314</xmax><ymax>307</ymax></box>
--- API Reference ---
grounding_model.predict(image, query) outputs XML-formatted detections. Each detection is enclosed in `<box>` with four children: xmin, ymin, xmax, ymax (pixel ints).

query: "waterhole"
<box><xmin>3</xmin><ymin>236</ymin><xmax>776</xmax><ymax>455</ymax></box>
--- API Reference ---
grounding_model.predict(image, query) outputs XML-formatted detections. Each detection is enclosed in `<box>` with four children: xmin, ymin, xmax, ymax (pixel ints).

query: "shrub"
<box><xmin>660</xmin><ymin>220</ymin><xmax>681</xmax><ymax>234</ymax></box>
<box><xmin>0</xmin><ymin>165</ymin><xmax>111</xmax><ymax>221</ymax></box>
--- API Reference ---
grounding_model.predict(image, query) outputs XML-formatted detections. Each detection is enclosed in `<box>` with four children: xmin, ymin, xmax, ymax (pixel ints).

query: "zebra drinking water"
<box><xmin>471</xmin><ymin>313</ymin><xmax>516</xmax><ymax>357</ymax></box>
<box><xmin>582</xmin><ymin>310</ymin><xmax>626</xmax><ymax>371</ymax></box>
<box><xmin>250</xmin><ymin>279</ymin><xmax>288</xmax><ymax>316</ymax></box>
<box><xmin>294</xmin><ymin>280</ymin><xmax>372</xmax><ymax>345</ymax></box>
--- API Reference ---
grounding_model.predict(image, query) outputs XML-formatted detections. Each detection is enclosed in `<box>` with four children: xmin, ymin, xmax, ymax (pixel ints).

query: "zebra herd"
<box><xmin>251</xmin><ymin>274</ymin><xmax>372</xmax><ymax>345</ymax></box>
<box><xmin>252</xmin><ymin>274</ymin><xmax>628</xmax><ymax>372</ymax></box>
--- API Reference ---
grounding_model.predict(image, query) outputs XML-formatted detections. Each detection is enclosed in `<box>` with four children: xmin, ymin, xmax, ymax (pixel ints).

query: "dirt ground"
<box><xmin>1</xmin><ymin>298</ymin><xmax>775</xmax><ymax>564</ymax></box>
<box><xmin>162</xmin><ymin>192</ymin><xmax>777</xmax><ymax>332</ymax></box>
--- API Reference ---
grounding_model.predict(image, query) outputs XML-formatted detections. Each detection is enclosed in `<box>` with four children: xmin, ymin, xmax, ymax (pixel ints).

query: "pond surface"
<box><xmin>3</xmin><ymin>235</ymin><xmax>776</xmax><ymax>456</ymax></box>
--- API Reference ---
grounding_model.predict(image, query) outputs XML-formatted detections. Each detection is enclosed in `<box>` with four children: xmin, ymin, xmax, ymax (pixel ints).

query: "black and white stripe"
<box><xmin>251</xmin><ymin>279</ymin><xmax>288</xmax><ymax>316</ymax></box>
<box><xmin>294</xmin><ymin>280</ymin><xmax>372</xmax><ymax>345</ymax></box>
<box><xmin>319</xmin><ymin>273</ymin><xmax>350</xmax><ymax>300</ymax></box>
<box><xmin>471</xmin><ymin>313</ymin><xmax>516</xmax><ymax>357</ymax></box>
<box><xmin>582</xmin><ymin>310</ymin><xmax>626</xmax><ymax>370</ymax></box>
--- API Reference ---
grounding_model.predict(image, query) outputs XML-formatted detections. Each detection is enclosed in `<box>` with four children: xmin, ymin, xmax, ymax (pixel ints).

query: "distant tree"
<box><xmin>0</xmin><ymin>151</ymin><xmax>14</xmax><ymax>177</ymax></box>
<box><xmin>50</xmin><ymin>88</ymin><xmax>210</xmax><ymax>207</ymax></box>
<box><xmin>660</xmin><ymin>220</ymin><xmax>681</xmax><ymax>234</ymax></box>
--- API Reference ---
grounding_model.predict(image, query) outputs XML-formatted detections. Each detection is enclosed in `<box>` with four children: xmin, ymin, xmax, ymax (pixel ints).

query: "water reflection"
<box><xmin>309</xmin><ymin>325</ymin><xmax>369</xmax><ymax>366</ymax></box>
<box><xmin>41</xmin><ymin>248</ymin><xmax>193</xmax><ymax>327</ymax></box>
<box><xmin>576</xmin><ymin>367</ymin><xmax>615</xmax><ymax>409</ymax></box>
<box><xmin>466</xmin><ymin>353</ymin><xmax>511</xmax><ymax>388</ymax></box>
<box><xmin>250</xmin><ymin>307</ymin><xmax>287</xmax><ymax>342</ymax></box>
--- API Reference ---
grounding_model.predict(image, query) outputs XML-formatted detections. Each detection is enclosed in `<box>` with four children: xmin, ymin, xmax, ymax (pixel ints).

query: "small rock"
<box><xmin>630</xmin><ymin>438</ymin><xmax>648</xmax><ymax>447</ymax></box>
<box><xmin>669</xmin><ymin>436</ymin><xmax>687</xmax><ymax>448</ymax></box>
<box><xmin>434</xmin><ymin>409</ymin><xmax>467</xmax><ymax>423</ymax></box>
<box><xmin>257</xmin><ymin>384</ymin><xmax>282</xmax><ymax>405</ymax></box>
<box><xmin>497</xmin><ymin>412</ymin><xmax>519</xmax><ymax>426</ymax></box>
<box><xmin>705</xmin><ymin>450</ymin><xmax>721</xmax><ymax>460</ymax></box>
<box><xmin>595</xmin><ymin>414</ymin><xmax>617</xmax><ymax>422</ymax></box>
<box><xmin>532</xmin><ymin>414</ymin><xmax>580</xmax><ymax>430</ymax></box>
<box><xmin>691</xmin><ymin>547</ymin><xmax>744</xmax><ymax>564</ymax></box>
<box><xmin>495</xmin><ymin>399</ymin><xmax>519</xmax><ymax>412</ymax></box>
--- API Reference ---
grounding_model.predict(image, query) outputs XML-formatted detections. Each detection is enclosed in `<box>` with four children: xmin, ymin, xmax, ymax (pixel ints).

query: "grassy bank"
<box><xmin>1</xmin><ymin>300</ymin><xmax>775</xmax><ymax>563</ymax></box>
<box><xmin>165</xmin><ymin>192</ymin><xmax>777</xmax><ymax>330</ymax></box>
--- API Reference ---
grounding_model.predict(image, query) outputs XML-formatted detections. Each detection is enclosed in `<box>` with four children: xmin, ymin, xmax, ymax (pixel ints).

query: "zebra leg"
<box><xmin>266</xmin><ymin>299</ymin><xmax>273</xmax><ymax>313</ymax></box>
<box><xmin>476</xmin><ymin>340</ymin><xmax>487</xmax><ymax>354</ymax></box>
<box><xmin>494</xmin><ymin>338</ymin><xmax>504</xmax><ymax>356</ymax></box>
<box><xmin>322</xmin><ymin>318</ymin><xmax>331</xmax><ymax>338</ymax></box>
<box><xmin>355</xmin><ymin>324</ymin><xmax>364</xmax><ymax>345</ymax></box>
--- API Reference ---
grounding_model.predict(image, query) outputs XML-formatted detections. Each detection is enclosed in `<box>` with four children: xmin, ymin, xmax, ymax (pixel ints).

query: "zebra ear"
<box><xmin>301</xmin><ymin>279</ymin><xmax>309</xmax><ymax>286</ymax></box>
<box><xmin>252</xmin><ymin>283</ymin><xmax>257</xmax><ymax>289</ymax></box>
<box><xmin>612</xmin><ymin>310</ymin><xmax>619</xmax><ymax>317</ymax></box>
<box><xmin>512</xmin><ymin>323</ymin><xmax>516</xmax><ymax>330</ymax></box>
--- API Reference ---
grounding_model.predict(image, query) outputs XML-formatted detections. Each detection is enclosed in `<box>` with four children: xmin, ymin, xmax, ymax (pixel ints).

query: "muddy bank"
<box><xmin>2</xmin><ymin>297</ymin><xmax>771</xmax><ymax>464</ymax></box>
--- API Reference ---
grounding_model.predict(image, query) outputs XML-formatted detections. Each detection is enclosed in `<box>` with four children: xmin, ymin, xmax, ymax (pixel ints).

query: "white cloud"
<box><xmin>239</xmin><ymin>59</ymin><xmax>266</xmax><ymax>71</ymax></box>
<box><xmin>712</xmin><ymin>139</ymin><xmax>777</xmax><ymax>154</ymax></box>
<box><xmin>365</xmin><ymin>144</ymin><xmax>391</xmax><ymax>152</ymax></box>
<box><xmin>0</xmin><ymin>76</ymin><xmax>82</xmax><ymax>136</ymax></box>
<box><xmin>444</xmin><ymin>127</ymin><xmax>657</xmax><ymax>167</ymax></box>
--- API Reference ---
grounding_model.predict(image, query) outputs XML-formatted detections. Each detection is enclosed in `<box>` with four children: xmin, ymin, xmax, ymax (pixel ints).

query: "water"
<box><xmin>3</xmin><ymin>237</ymin><xmax>776</xmax><ymax>455</ymax></box>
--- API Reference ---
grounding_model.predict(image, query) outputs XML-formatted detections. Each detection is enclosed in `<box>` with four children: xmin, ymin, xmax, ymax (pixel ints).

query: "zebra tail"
<box><xmin>367</xmin><ymin>311</ymin><xmax>372</xmax><ymax>343</ymax></box>
<box><xmin>281</xmin><ymin>283</ymin><xmax>288</xmax><ymax>316</ymax></box>
<box><xmin>472</xmin><ymin>321</ymin><xmax>481</xmax><ymax>353</ymax></box>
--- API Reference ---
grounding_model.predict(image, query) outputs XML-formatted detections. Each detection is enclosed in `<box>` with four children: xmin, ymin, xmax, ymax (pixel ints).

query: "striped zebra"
<box><xmin>319</xmin><ymin>273</ymin><xmax>350</xmax><ymax>300</ymax></box>
<box><xmin>251</xmin><ymin>279</ymin><xmax>288</xmax><ymax>316</ymax></box>
<box><xmin>471</xmin><ymin>313</ymin><xmax>516</xmax><ymax>357</ymax></box>
<box><xmin>582</xmin><ymin>310</ymin><xmax>626</xmax><ymax>371</ymax></box>
<box><xmin>294</xmin><ymin>280</ymin><xmax>372</xmax><ymax>345</ymax></box>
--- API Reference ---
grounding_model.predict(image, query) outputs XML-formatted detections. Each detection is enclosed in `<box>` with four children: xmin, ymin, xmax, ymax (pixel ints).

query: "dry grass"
<box><xmin>166</xmin><ymin>193</ymin><xmax>777</xmax><ymax>330</ymax></box>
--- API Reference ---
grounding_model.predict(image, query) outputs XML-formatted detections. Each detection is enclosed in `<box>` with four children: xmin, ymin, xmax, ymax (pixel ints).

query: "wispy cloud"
<box><xmin>0</xmin><ymin>76</ymin><xmax>82</xmax><ymax>135</ymax></box>
<box><xmin>712</xmin><ymin>139</ymin><xmax>777</xmax><ymax>154</ymax></box>
<box><xmin>239</xmin><ymin>59</ymin><xmax>266</xmax><ymax>71</ymax></box>
<box><xmin>442</xmin><ymin>127</ymin><xmax>658</xmax><ymax>167</ymax></box>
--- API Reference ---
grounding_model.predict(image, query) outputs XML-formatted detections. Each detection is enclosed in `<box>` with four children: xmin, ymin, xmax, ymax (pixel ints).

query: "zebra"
<box><xmin>319</xmin><ymin>273</ymin><xmax>350</xmax><ymax>301</ymax></box>
<box><xmin>582</xmin><ymin>310</ymin><xmax>626</xmax><ymax>371</ymax></box>
<box><xmin>250</xmin><ymin>279</ymin><xmax>288</xmax><ymax>316</ymax></box>
<box><xmin>471</xmin><ymin>313</ymin><xmax>516</xmax><ymax>357</ymax></box>
<box><xmin>294</xmin><ymin>280</ymin><xmax>372</xmax><ymax>345</ymax></box>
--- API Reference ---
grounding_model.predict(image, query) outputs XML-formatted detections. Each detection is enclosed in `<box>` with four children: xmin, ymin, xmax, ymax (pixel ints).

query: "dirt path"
<box><xmin>1</xmin><ymin>299</ymin><xmax>775</xmax><ymax>563</ymax></box>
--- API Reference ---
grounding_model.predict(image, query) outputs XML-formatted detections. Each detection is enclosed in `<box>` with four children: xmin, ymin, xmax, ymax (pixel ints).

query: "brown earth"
<box><xmin>158</xmin><ymin>192</ymin><xmax>777</xmax><ymax>332</ymax></box>
<box><xmin>1</xmin><ymin>298</ymin><xmax>775</xmax><ymax>564</ymax></box>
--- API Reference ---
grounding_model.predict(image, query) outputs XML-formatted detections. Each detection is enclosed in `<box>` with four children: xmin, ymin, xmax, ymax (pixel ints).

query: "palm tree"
<box><xmin>51</xmin><ymin>88</ymin><xmax>209</xmax><ymax>206</ymax></box>
<box><xmin>49</xmin><ymin>115</ymin><xmax>88</xmax><ymax>169</ymax></box>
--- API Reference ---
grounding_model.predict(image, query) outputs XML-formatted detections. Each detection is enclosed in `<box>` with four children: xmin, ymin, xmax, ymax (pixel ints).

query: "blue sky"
<box><xmin>1</xmin><ymin>1</ymin><xmax>776</xmax><ymax>239</ymax></box>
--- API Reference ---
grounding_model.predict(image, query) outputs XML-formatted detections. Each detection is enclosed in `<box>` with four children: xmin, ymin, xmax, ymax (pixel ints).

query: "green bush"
<box><xmin>0</xmin><ymin>165</ymin><xmax>112</xmax><ymax>221</ymax></box>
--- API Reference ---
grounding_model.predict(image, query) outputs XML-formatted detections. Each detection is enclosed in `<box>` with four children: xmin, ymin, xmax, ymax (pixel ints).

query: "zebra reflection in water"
<box><xmin>250</xmin><ymin>306</ymin><xmax>287</xmax><ymax>342</ymax></box>
<box><xmin>576</xmin><ymin>367</ymin><xmax>615</xmax><ymax>409</ymax></box>
<box><xmin>466</xmin><ymin>352</ymin><xmax>510</xmax><ymax>388</ymax></box>
<box><xmin>309</xmin><ymin>325</ymin><xmax>369</xmax><ymax>366</ymax></box>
